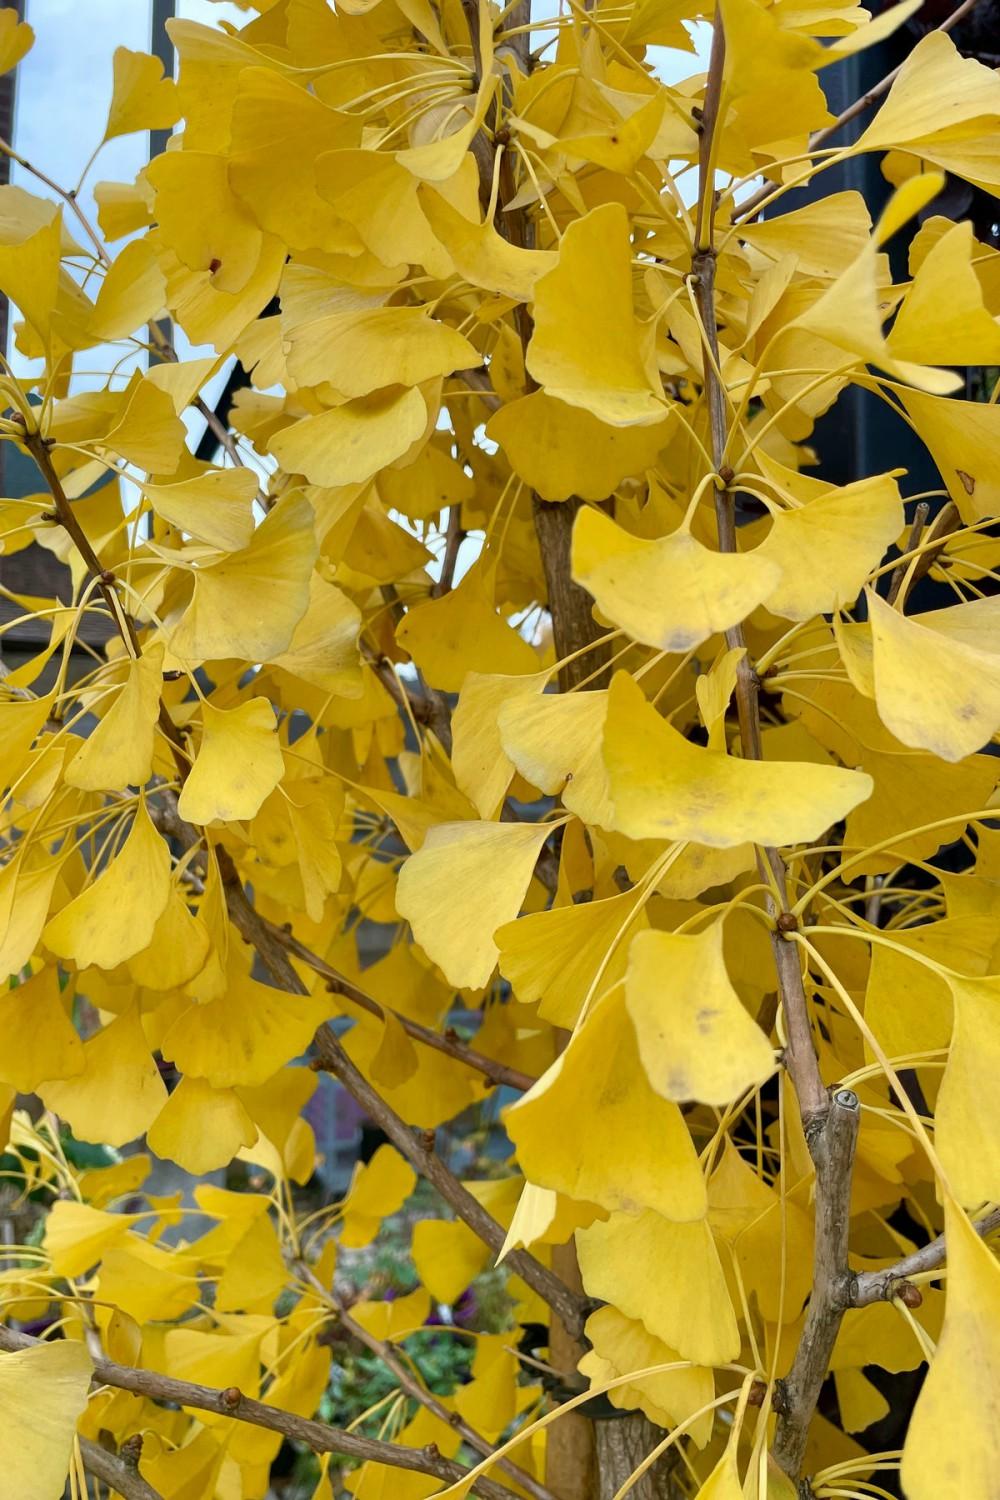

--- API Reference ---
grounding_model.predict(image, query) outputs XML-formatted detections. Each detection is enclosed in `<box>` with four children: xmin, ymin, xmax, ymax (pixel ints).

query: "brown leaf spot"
<box><xmin>956</xmin><ymin>469</ymin><xmax>976</xmax><ymax>495</ymax></box>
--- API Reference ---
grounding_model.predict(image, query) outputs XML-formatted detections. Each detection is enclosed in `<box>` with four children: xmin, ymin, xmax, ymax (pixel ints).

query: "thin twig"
<box><xmin>275</xmin><ymin>927</ymin><xmax>538</xmax><ymax>1091</ymax></box>
<box><xmin>735</xmin><ymin>0</ymin><xmax>984</xmax><ymax>222</ymax></box>
<box><xmin>78</xmin><ymin>1437</ymin><xmax>163</xmax><ymax>1500</ymax></box>
<box><xmin>886</xmin><ymin>503</ymin><xmax>930</xmax><ymax>605</ymax></box>
<box><xmin>434</xmin><ymin>504</ymin><xmax>467</xmax><ymax>597</ymax></box>
<box><xmin>313</xmin><ymin>1026</ymin><xmax>588</xmax><ymax>1341</ymax></box>
<box><xmin>295</xmin><ymin>1259</ymin><xmax>556</xmax><ymax>1500</ymax></box>
<box><xmin>808</xmin><ymin>0</ymin><xmax>983</xmax><ymax>152</ymax></box>
<box><xmin>852</xmin><ymin>1205</ymin><xmax>1000</xmax><ymax>1307</ymax></box>
<box><xmin>0</xmin><ymin>1326</ymin><xmax>519</xmax><ymax>1500</ymax></box>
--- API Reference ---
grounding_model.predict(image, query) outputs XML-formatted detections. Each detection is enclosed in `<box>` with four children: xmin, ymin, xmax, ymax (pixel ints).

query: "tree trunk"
<box><xmin>594</xmin><ymin>1415</ymin><xmax>685</xmax><ymax>1500</ymax></box>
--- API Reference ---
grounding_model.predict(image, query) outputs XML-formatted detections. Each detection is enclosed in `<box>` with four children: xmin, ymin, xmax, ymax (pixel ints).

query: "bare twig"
<box><xmin>275</xmin><ymin>927</ymin><xmax>538</xmax><ymax>1091</ymax></box>
<box><xmin>772</xmin><ymin>1089</ymin><xmax>861</xmax><ymax>1478</ymax></box>
<box><xmin>78</xmin><ymin>1436</ymin><xmax>163</xmax><ymax>1500</ymax></box>
<box><xmin>312</xmin><ymin>1026</ymin><xmax>588</xmax><ymax>1340</ymax></box>
<box><xmin>807</xmin><ymin>0</ymin><xmax>983</xmax><ymax>153</ymax></box>
<box><xmin>886</xmin><ymin>502</ymin><xmax>930</xmax><ymax>605</ymax></box>
<box><xmin>434</xmin><ymin>503</ymin><xmax>467</xmax><ymax>597</ymax></box>
<box><xmin>0</xmin><ymin>1327</ymin><xmax>518</xmax><ymax>1500</ymax></box>
<box><xmin>735</xmin><ymin>0</ymin><xmax>984</xmax><ymax>222</ymax></box>
<box><xmin>852</xmin><ymin>1205</ymin><xmax>1000</xmax><ymax>1307</ymax></box>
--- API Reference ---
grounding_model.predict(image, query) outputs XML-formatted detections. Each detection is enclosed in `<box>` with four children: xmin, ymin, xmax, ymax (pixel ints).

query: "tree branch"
<box><xmin>734</xmin><ymin>0</ymin><xmax>984</xmax><ymax>222</ymax></box>
<box><xmin>78</xmin><ymin>1436</ymin><xmax>164</xmax><ymax>1500</ymax></box>
<box><xmin>0</xmin><ymin>1327</ymin><xmax>519</xmax><ymax>1500</ymax></box>
<box><xmin>852</xmin><ymin>1205</ymin><xmax>1000</xmax><ymax>1308</ymax></box>
<box><xmin>312</xmin><ymin>1026</ymin><xmax>589</xmax><ymax>1341</ymax></box>
<box><xmin>772</xmin><ymin>1088</ymin><xmax>861</xmax><ymax>1479</ymax></box>
<box><xmin>692</xmin><ymin>18</ymin><xmax>857</xmax><ymax>1488</ymax></box>
<box><xmin>295</xmin><ymin>1259</ymin><xmax>556</xmax><ymax>1500</ymax></box>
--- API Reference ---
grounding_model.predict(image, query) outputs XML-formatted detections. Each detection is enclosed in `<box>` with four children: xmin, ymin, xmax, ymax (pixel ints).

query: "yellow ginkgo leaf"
<box><xmin>40</xmin><ymin>1002</ymin><xmax>168</xmax><ymax>1147</ymax></box>
<box><xmin>497</xmin><ymin>883</ymin><xmax>648</xmax><ymax>1028</ymax></box>
<box><xmin>65</xmin><ymin>645</ymin><xmax>164</xmax><ymax>793</ymax></box>
<box><xmin>936</xmin><ymin>977</ymin><xmax>1000</xmax><ymax>1205</ymax></box>
<box><xmin>692</xmin><ymin>1448</ymin><xmax>743</xmax><ymax>1498</ymax></box>
<box><xmin>104</xmin><ymin>46</ymin><xmax>180</xmax><ymax>141</ymax></box>
<box><xmin>626</xmin><ymin>923</ymin><xmax>775</xmax><ymax>1105</ymax></box>
<box><xmin>900</xmin><ymin>1198</ymin><xmax>1000</xmax><ymax>1499</ymax></box>
<box><xmin>498</xmin><ymin>688</ymin><xmax>614</xmax><ymax>826</ymax></box>
<box><xmin>866</xmin><ymin>589</ymin><xmax>1000</xmax><ymax>762</ymax></box>
<box><xmin>857</xmin><ymin>32</ymin><xmax>1000</xmax><ymax>194</ymax></box>
<box><xmin>148</xmin><ymin>1074</ymin><xmax>258</xmax><ymax>1174</ymax></box>
<box><xmin>0</xmin><ymin>854</ymin><xmax>62</xmax><ymax>985</ymax></box>
<box><xmin>161</xmin><ymin>1326</ymin><xmax>266</xmax><ymax>1412</ymax></box>
<box><xmin>573</xmin><ymin>506</ymin><xmax>779</xmax><ymax>652</ymax></box>
<box><xmin>506</xmin><ymin>985</ymin><xmax>707</xmax><ymax>1220</ymax></box>
<box><xmin>0</xmin><ymin>206</ymin><xmax>60</xmax><ymax>345</ymax></box>
<box><xmin>97</xmin><ymin>1236</ymin><xmax>199</xmax><ymax>1326</ymax></box>
<box><xmin>757</xmin><ymin>471</ymin><xmax>904</xmax><ymax>620</ymax></box>
<box><xmin>412</xmin><ymin>1218</ymin><xmax>492</xmax><ymax>1305</ymax></box>
<box><xmin>487</xmin><ymin>391</ymin><xmax>673</xmax><ymax>502</ymax></box>
<box><xmin>0</xmin><ymin>966</ymin><xmax>82</xmax><ymax>1091</ymax></box>
<box><xmin>526</xmin><ymin>202</ymin><xmax>665</xmax><ymax>427</ymax></box>
<box><xmin>396</xmin><ymin>562</ymin><xmax>538</xmax><ymax>694</ymax></box>
<box><xmin>604</xmin><ymin>672</ymin><xmax>872</xmax><ymax>847</ymax></box>
<box><xmin>98</xmin><ymin>372</ymin><xmax>188</xmax><ymax>472</ymax></box>
<box><xmin>0</xmin><ymin>691</ymin><xmax>56</xmax><ymax>799</ymax></box>
<box><xmin>577</xmin><ymin>1210</ymin><xmax>740</xmax><ymax>1365</ymax></box>
<box><xmin>178</xmin><ymin>697</ymin><xmax>284</xmax><ymax>826</ymax></box>
<box><xmin>142</xmin><ymin>467</ymin><xmax>258</xmax><ymax>551</ymax></box>
<box><xmin>580</xmin><ymin>1306</ymin><xmax>716</xmax><ymax>1446</ymax></box>
<box><xmin>0</xmin><ymin>1339</ymin><xmax>91</xmax><ymax>1500</ymax></box>
<box><xmin>169</xmin><ymin>491</ymin><xmax>317</xmax><ymax>664</ymax></box>
<box><xmin>395</xmin><ymin>819</ymin><xmax>553</xmax><ymax>989</ymax></box>
<box><xmin>0</xmin><ymin>9</ymin><xmax>32</xmax><ymax>77</ymax></box>
<box><xmin>270</xmin><ymin>387</ymin><xmax>427</xmax><ymax>489</ymax></box>
<box><xmin>340</xmin><ymin>1144</ymin><xmax>417</xmax><ymax>1249</ymax></box>
<box><xmin>286</xmin><ymin>307</ymin><xmax>479</xmax><ymax>401</ymax></box>
<box><xmin>229</xmin><ymin>68</ymin><xmax>361</xmax><ymax>253</ymax></box>
<box><xmin>42</xmin><ymin>1198</ymin><xmax>142</xmax><ymax>1278</ymax></box>
<box><xmin>889</xmin><ymin>220</ymin><xmax>1000</xmax><ymax>366</ymax></box>
<box><xmin>88</xmin><ymin>233</ymin><xmax>165</xmax><ymax>341</ymax></box>
<box><xmin>161</xmin><ymin>970</ymin><xmax>333</xmax><ymax>1089</ymax></box>
<box><xmin>499</xmin><ymin>1183</ymin><xmax>605</xmax><ymax>1258</ymax></box>
<box><xmin>128</xmin><ymin>882</ymin><xmax>211</xmax><ymax>991</ymax></box>
<box><xmin>148</xmin><ymin>149</ymin><xmax>265</xmax><ymax>294</ymax></box>
<box><xmin>419</xmin><ymin>187</ymin><xmax>556</xmax><ymax>300</ymax></box>
<box><xmin>314</xmin><ymin>148</ymin><xmax>450</xmax><ymax>275</ymax></box>
<box><xmin>899</xmin><ymin>388</ymin><xmax>1000</xmax><ymax>522</ymax></box>
<box><xmin>268</xmin><ymin>573</ymin><xmax>362</xmax><ymax>695</ymax></box>
<box><xmin>44</xmin><ymin>798</ymin><xmax>171</xmax><ymax>970</ymax></box>
<box><xmin>451</xmin><ymin>670</ymin><xmax>548</xmax><ymax>819</ymax></box>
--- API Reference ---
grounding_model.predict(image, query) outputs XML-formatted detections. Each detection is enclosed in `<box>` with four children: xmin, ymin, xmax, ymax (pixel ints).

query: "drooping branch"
<box><xmin>313</xmin><ymin>1025</ymin><xmax>589</xmax><ymax>1341</ymax></box>
<box><xmin>0</xmin><ymin>1327</ymin><xmax>519</xmax><ymax>1500</ymax></box>
<box><xmin>852</xmin><ymin>1205</ymin><xmax>1000</xmax><ymax>1308</ymax></box>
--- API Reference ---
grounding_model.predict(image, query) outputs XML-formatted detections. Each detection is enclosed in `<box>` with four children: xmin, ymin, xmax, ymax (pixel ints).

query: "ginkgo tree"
<box><xmin>0</xmin><ymin>0</ymin><xmax>999</xmax><ymax>1496</ymax></box>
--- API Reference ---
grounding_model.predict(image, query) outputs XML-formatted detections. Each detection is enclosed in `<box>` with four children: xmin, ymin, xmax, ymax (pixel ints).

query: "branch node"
<box><xmin>775</xmin><ymin>911</ymin><xmax>799</xmax><ymax>935</ymax></box>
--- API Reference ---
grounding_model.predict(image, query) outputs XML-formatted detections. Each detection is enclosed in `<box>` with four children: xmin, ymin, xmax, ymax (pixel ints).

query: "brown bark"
<box><xmin>594</xmin><ymin>1416</ymin><xmax>685</xmax><ymax>1500</ymax></box>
